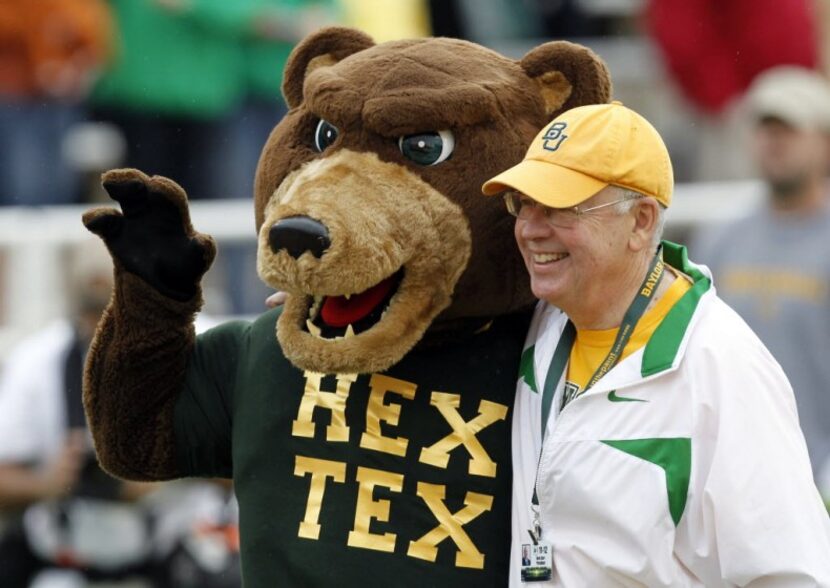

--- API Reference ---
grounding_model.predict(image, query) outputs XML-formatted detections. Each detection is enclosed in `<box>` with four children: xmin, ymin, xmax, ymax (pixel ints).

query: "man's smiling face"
<box><xmin>513</xmin><ymin>185</ymin><xmax>637</xmax><ymax>311</ymax></box>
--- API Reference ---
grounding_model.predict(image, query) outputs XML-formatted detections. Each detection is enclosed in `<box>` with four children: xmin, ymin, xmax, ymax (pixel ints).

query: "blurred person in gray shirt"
<box><xmin>692</xmin><ymin>66</ymin><xmax>830</xmax><ymax>507</ymax></box>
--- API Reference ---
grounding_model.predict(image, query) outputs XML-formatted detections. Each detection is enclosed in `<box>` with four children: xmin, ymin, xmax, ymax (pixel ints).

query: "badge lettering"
<box><xmin>640</xmin><ymin>260</ymin><xmax>664</xmax><ymax>296</ymax></box>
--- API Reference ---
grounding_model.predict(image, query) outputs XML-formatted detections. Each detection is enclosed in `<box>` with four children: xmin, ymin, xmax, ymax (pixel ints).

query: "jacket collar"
<box><xmin>585</xmin><ymin>241</ymin><xmax>713</xmax><ymax>393</ymax></box>
<box><xmin>640</xmin><ymin>240</ymin><xmax>712</xmax><ymax>377</ymax></box>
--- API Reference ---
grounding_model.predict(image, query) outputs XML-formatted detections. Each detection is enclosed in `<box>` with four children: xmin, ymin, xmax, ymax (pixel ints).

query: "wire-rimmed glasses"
<box><xmin>503</xmin><ymin>190</ymin><xmax>642</xmax><ymax>229</ymax></box>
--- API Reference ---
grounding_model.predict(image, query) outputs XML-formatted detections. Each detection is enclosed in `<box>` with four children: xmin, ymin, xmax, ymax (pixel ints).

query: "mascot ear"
<box><xmin>282</xmin><ymin>26</ymin><xmax>375</xmax><ymax>109</ymax></box>
<box><xmin>520</xmin><ymin>41</ymin><xmax>612</xmax><ymax>119</ymax></box>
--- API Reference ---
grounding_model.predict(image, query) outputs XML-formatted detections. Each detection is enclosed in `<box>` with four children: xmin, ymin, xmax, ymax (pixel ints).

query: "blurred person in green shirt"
<box><xmin>92</xmin><ymin>0</ymin><xmax>335</xmax><ymax>202</ymax></box>
<box><xmin>93</xmin><ymin>0</ymin><xmax>337</xmax><ymax>314</ymax></box>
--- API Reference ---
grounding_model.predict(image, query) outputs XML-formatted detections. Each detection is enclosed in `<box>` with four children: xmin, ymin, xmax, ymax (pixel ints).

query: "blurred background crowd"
<box><xmin>1</xmin><ymin>0</ymin><xmax>830</xmax><ymax>585</ymax></box>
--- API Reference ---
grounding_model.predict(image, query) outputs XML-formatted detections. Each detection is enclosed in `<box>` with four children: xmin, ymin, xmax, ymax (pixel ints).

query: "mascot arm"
<box><xmin>82</xmin><ymin>169</ymin><xmax>217</xmax><ymax>481</ymax></box>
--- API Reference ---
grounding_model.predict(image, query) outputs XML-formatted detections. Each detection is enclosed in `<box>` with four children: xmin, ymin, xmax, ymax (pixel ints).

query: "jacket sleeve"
<box><xmin>685</xmin><ymin>324</ymin><xmax>830</xmax><ymax>586</ymax></box>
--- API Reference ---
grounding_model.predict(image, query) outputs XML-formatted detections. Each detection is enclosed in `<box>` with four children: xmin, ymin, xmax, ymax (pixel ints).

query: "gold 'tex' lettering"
<box><xmin>347</xmin><ymin>466</ymin><xmax>404</xmax><ymax>552</ymax></box>
<box><xmin>407</xmin><ymin>482</ymin><xmax>493</xmax><ymax>569</ymax></box>
<box><xmin>294</xmin><ymin>455</ymin><xmax>346</xmax><ymax>540</ymax></box>
<box><xmin>419</xmin><ymin>392</ymin><xmax>508</xmax><ymax>477</ymax></box>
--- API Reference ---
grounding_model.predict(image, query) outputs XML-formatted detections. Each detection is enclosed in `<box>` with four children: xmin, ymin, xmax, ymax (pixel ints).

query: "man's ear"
<box><xmin>629</xmin><ymin>198</ymin><xmax>662</xmax><ymax>253</ymax></box>
<box><xmin>520</xmin><ymin>41</ymin><xmax>612</xmax><ymax>119</ymax></box>
<box><xmin>282</xmin><ymin>26</ymin><xmax>375</xmax><ymax>109</ymax></box>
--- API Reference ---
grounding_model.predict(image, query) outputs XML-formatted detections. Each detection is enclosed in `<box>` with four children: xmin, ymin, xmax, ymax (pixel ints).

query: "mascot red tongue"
<box><xmin>319</xmin><ymin>276</ymin><xmax>396</xmax><ymax>327</ymax></box>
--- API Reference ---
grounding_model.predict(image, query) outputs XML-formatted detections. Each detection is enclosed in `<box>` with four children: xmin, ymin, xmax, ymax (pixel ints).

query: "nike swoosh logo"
<box><xmin>608</xmin><ymin>390</ymin><xmax>648</xmax><ymax>403</ymax></box>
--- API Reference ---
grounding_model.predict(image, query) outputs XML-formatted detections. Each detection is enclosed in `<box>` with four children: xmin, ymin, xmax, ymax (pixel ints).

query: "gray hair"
<box><xmin>615</xmin><ymin>188</ymin><xmax>666</xmax><ymax>249</ymax></box>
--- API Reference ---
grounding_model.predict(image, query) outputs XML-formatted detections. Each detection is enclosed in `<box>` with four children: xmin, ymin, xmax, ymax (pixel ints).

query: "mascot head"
<box><xmin>254</xmin><ymin>27</ymin><xmax>611</xmax><ymax>374</ymax></box>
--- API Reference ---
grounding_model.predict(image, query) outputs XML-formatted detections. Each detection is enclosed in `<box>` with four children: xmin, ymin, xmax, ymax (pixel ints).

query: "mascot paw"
<box><xmin>83</xmin><ymin>169</ymin><xmax>217</xmax><ymax>301</ymax></box>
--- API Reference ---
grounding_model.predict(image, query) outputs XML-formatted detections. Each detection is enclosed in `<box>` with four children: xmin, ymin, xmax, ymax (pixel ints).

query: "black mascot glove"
<box><xmin>82</xmin><ymin>170</ymin><xmax>217</xmax><ymax>301</ymax></box>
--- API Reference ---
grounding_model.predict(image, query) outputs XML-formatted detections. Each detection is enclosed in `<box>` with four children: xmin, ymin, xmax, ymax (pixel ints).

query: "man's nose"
<box><xmin>268</xmin><ymin>216</ymin><xmax>331</xmax><ymax>259</ymax></box>
<box><xmin>518</xmin><ymin>206</ymin><xmax>554</xmax><ymax>237</ymax></box>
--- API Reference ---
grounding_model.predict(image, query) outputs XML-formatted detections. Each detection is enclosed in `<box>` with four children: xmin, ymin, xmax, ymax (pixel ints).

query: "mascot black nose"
<box><xmin>268</xmin><ymin>216</ymin><xmax>331</xmax><ymax>259</ymax></box>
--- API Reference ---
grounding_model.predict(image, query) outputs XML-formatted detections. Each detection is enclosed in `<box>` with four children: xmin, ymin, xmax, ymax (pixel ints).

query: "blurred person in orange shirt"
<box><xmin>0</xmin><ymin>0</ymin><xmax>113</xmax><ymax>205</ymax></box>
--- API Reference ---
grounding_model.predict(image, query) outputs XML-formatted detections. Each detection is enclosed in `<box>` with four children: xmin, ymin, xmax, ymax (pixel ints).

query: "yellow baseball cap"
<box><xmin>482</xmin><ymin>101</ymin><xmax>673</xmax><ymax>208</ymax></box>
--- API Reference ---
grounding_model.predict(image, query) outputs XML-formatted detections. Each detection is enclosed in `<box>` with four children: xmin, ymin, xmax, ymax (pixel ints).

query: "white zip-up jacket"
<box><xmin>511</xmin><ymin>242</ymin><xmax>830</xmax><ymax>587</ymax></box>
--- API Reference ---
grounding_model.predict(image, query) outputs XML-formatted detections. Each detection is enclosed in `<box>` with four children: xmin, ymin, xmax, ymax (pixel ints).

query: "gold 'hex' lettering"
<box><xmin>292</xmin><ymin>371</ymin><xmax>358</xmax><ymax>442</ymax></box>
<box><xmin>419</xmin><ymin>392</ymin><xmax>508</xmax><ymax>477</ymax></box>
<box><xmin>359</xmin><ymin>374</ymin><xmax>417</xmax><ymax>457</ymax></box>
<box><xmin>346</xmin><ymin>466</ymin><xmax>404</xmax><ymax>553</ymax></box>
<box><xmin>407</xmin><ymin>482</ymin><xmax>493</xmax><ymax>569</ymax></box>
<box><xmin>294</xmin><ymin>455</ymin><xmax>346</xmax><ymax>540</ymax></box>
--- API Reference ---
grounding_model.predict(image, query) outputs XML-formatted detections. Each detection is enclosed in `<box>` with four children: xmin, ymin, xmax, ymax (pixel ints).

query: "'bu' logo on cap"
<box><xmin>542</xmin><ymin>122</ymin><xmax>568</xmax><ymax>151</ymax></box>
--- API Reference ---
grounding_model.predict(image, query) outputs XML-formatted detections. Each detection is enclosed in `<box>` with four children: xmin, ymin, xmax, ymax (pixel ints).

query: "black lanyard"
<box><xmin>532</xmin><ymin>254</ymin><xmax>665</xmax><ymax>508</ymax></box>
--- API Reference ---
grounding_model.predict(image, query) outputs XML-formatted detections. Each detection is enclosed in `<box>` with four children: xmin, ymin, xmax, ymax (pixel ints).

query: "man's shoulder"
<box><xmin>688</xmin><ymin>293</ymin><xmax>760</xmax><ymax>346</ymax></box>
<box><xmin>683</xmin><ymin>293</ymin><xmax>782</xmax><ymax>375</ymax></box>
<box><xmin>663</xmin><ymin>294</ymin><xmax>794</xmax><ymax>432</ymax></box>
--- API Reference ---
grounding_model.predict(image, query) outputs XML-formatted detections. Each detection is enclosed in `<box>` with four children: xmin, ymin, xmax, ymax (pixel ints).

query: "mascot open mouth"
<box><xmin>304</xmin><ymin>269</ymin><xmax>405</xmax><ymax>339</ymax></box>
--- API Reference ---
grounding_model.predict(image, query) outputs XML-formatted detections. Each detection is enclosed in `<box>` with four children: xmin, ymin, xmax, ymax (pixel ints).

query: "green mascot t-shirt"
<box><xmin>174</xmin><ymin>308</ymin><xmax>531</xmax><ymax>587</ymax></box>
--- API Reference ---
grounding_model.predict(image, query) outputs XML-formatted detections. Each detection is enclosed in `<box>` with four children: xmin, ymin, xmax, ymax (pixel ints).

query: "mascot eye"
<box><xmin>314</xmin><ymin>119</ymin><xmax>339</xmax><ymax>152</ymax></box>
<box><xmin>398</xmin><ymin>130</ymin><xmax>455</xmax><ymax>166</ymax></box>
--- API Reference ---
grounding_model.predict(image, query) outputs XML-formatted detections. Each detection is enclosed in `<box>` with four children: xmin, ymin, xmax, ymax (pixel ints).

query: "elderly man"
<box><xmin>482</xmin><ymin>102</ymin><xmax>830</xmax><ymax>586</ymax></box>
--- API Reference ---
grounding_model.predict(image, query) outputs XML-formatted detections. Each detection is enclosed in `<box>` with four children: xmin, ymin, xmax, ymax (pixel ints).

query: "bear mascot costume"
<box><xmin>82</xmin><ymin>27</ymin><xmax>610</xmax><ymax>587</ymax></box>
